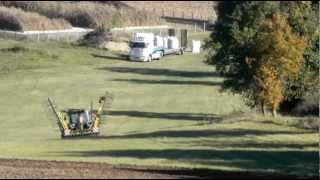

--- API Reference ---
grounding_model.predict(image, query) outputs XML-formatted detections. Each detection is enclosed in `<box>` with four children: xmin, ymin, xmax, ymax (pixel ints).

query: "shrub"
<box><xmin>79</xmin><ymin>26</ymin><xmax>113</xmax><ymax>48</ymax></box>
<box><xmin>293</xmin><ymin>94</ymin><xmax>319</xmax><ymax>116</ymax></box>
<box><xmin>1</xmin><ymin>45</ymin><xmax>29</xmax><ymax>52</ymax></box>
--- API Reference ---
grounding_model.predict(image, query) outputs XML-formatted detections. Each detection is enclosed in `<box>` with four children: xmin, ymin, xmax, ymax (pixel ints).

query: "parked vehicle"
<box><xmin>129</xmin><ymin>32</ymin><xmax>184</xmax><ymax>62</ymax></box>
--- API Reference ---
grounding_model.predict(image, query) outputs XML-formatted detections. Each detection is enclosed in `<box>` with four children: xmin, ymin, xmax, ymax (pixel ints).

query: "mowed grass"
<box><xmin>0</xmin><ymin>36</ymin><xmax>318</xmax><ymax>177</ymax></box>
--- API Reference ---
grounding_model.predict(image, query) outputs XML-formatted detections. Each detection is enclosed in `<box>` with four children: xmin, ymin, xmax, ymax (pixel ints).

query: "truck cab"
<box><xmin>129</xmin><ymin>33</ymin><xmax>162</xmax><ymax>62</ymax></box>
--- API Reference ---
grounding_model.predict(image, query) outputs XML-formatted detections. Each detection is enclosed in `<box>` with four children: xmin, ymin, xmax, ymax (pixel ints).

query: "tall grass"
<box><xmin>0</xmin><ymin>6</ymin><xmax>72</xmax><ymax>31</ymax></box>
<box><xmin>123</xmin><ymin>1</ymin><xmax>217</xmax><ymax>20</ymax></box>
<box><xmin>0</xmin><ymin>1</ymin><xmax>161</xmax><ymax>28</ymax></box>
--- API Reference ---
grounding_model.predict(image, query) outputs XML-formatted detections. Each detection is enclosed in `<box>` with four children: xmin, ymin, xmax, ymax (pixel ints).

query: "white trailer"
<box><xmin>129</xmin><ymin>33</ymin><xmax>184</xmax><ymax>62</ymax></box>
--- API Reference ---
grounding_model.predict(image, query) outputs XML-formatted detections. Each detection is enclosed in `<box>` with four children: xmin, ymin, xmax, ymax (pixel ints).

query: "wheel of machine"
<box><xmin>179</xmin><ymin>48</ymin><xmax>184</xmax><ymax>55</ymax></box>
<box><xmin>158</xmin><ymin>51</ymin><xmax>163</xmax><ymax>60</ymax></box>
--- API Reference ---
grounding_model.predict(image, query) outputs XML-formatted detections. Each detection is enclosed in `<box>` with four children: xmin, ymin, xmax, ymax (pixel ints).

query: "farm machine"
<box><xmin>48</xmin><ymin>92</ymin><xmax>113</xmax><ymax>138</ymax></box>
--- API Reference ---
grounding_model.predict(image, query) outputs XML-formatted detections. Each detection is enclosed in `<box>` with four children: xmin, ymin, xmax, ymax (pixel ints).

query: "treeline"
<box><xmin>205</xmin><ymin>1</ymin><xmax>319</xmax><ymax>116</ymax></box>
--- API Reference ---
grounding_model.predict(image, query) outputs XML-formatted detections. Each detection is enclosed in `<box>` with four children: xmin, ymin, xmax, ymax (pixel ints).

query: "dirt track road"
<box><xmin>0</xmin><ymin>159</ymin><xmax>185</xmax><ymax>179</ymax></box>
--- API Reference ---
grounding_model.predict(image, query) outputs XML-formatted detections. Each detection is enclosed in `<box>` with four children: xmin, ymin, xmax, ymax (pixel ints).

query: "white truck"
<box><xmin>129</xmin><ymin>32</ymin><xmax>184</xmax><ymax>62</ymax></box>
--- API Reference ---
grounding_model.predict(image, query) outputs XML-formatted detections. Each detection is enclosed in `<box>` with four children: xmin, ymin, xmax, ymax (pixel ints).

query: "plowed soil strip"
<box><xmin>0</xmin><ymin>159</ymin><xmax>184</xmax><ymax>179</ymax></box>
<box><xmin>0</xmin><ymin>159</ymin><xmax>299</xmax><ymax>179</ymax></box>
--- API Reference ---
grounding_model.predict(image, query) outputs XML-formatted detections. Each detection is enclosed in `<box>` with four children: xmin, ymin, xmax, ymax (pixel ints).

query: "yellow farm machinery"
<box><xmin>48</xmin><ymin>92</ymin><xmax>112</xmax><ymax>138</ymax></box>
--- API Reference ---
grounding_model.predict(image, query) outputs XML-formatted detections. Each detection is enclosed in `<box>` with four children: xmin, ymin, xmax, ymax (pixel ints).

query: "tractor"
<box><xmin>48</xmin><ymin>92</ymin><xmax>112</xmax><ymax>138</ymax></box>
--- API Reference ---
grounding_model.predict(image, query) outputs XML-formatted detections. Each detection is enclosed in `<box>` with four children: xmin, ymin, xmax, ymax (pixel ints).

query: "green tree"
<box><xmin>205</xmin><ymin>1</ymin><xmax>280</xmax><ymax>107</ymax></box>
<box><xmin>205</xmin><ymin>1</ymin><xmax>318</xmax><ymax>115</ymax></box>
<box><xmin>280</xmin><ymin>1</ymin><xmax>319</xmax><ymax>101</ymax></box>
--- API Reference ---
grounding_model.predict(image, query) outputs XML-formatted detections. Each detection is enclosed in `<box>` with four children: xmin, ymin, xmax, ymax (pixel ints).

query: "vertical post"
<box><xmin>203</xmin><ymin>22</ymin><xmax>206</xmax><ymax>32</ymax></box>
<box><xmin>180</xmin><ymin>29</ymin><xmax>187</xmax><ymax>49</ymax></box>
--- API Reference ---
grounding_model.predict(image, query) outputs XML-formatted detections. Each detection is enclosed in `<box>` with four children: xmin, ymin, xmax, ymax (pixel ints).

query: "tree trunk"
<box><xmin>272</xmin><ymin>108</ymin><xmax>277</xmax><ymax>117</ymax></box>
<box><xmin>261</xmin><ymin>101</ymin><xmax>266</xmax><ymax>116</ymax></box>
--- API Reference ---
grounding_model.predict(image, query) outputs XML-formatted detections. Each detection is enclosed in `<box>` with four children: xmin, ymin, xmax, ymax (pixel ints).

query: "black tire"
<box><xmin>180</xmin><ymin>49</ymin><xmax>184</xmax><ymax>55</ymax></box>
<box><xmin>148</xmin><ymin>55</ymin><xmax>152</xmax><ymax>62</ymax></box>
<box><xmin>159</xmin><ymin>51</ymin><xmax>164</xmax><ymax>60</ymax></box>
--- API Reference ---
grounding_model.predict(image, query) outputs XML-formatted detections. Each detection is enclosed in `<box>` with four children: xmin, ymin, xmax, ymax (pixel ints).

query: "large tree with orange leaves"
<box><xmin>205</xmin><ymin>2</ymin><xmax>317</xmax><ymax>116</ymax></box>
<box><xmin>247</xmin><ymin>14</ymin><xmax>306</xmax><ymax>116</ymax></box>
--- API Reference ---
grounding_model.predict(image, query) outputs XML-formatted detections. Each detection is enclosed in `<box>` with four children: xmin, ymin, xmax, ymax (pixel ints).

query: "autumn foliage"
<box><xmin>248</xmin><ymin>14</ymin><xmax>306</xmax><ymax>116</ymax></box>
<box><xmin>206</xmin><ymin>2</ymin><xmax>318</xmax><ymax>117</ymax></box>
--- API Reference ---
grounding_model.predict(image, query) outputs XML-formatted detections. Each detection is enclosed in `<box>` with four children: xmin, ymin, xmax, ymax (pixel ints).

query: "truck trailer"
<box><xmin>129</xmin><ymin>32</ymin><xmax>184</xmax><ymax>62</ymax></box>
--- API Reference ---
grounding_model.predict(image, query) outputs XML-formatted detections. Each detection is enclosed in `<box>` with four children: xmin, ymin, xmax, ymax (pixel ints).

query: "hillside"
<box><xmin>0</xmin><ymin>6</ymin><xmax>71</xmax><ymax>31</ymax></box>
<box><xmin>0</xmin><ymin>1</ymin><xmax>161</xmax><ymax>30</ymax></box>
<box><xmin>123</xmin><ymin>1</ymin><xmax>217</xmax><ymax>20</ymax></box>
<box><xmin>0</xmin><ymin>1</ymin><xmax>216</xmax><ymax>31</ymax></box>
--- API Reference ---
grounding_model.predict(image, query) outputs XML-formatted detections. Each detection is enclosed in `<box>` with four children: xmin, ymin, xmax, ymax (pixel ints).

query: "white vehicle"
<box><xmin>129</xmin><ymin>32</ymin><xmax>184</xmax><ymax>62</ymax></box>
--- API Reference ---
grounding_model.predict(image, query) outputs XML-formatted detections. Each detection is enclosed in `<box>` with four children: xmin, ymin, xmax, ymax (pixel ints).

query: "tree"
<box><xmin>205</xmin><ymin>1</ymin><xmax>318</xmax><ymax>116</ymax></box>
<box><xmin>205</xmin><ymin>1</ymin><xmax>281</xmax><ymax>107</ymax></box>
<box><xmin>248</xmin><ymin>14</ymin><xmax>306</xmax><ymax>116</ymax></box>
<box><xmin>280</xmin><ymin>1</ymin><xmax>319</xmax><ymax>101</ymax></box>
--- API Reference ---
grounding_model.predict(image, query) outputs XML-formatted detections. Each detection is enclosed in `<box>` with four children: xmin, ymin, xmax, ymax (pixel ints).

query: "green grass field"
<box><xmin>0</xmin><ymin>36</ymin><xmax>318</xmax><ymax>177</ymax></box>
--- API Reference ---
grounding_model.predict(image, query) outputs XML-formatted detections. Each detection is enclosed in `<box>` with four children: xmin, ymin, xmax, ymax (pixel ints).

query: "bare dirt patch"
<box><xmin>0</xmin><ymin>159</ymin><xmax>179</xmax><ymax>179</ymax></box>
<box><xmin>0</xmin><ymin>159</ymin><xmax>301</xmax><ymax>179</ymax></box>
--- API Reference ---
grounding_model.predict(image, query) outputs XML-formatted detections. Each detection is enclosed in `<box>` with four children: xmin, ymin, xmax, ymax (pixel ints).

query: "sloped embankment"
<box><xmin>0</xmin><ymin>6</ymin><xmax>72</xmax><ymax>31</ymax></box>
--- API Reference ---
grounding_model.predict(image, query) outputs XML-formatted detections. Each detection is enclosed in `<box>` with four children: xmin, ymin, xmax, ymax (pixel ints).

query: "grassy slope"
<box><xmin>0</xmin><ymin>36</ymin><xmax>318</xmax><ymax>177</ymax></box>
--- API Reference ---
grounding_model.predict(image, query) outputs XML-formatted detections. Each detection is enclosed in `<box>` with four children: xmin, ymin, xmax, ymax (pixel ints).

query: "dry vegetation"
<box><xmin>123</xmin><ymin>1</ymin><xmax>217</xmax><ymax>20</ymax></box>
<box><xmin>0</xmin><ymin>6</ymin><xmax>71</xmax><ymax>31</ymax></box>
<box><xmin>0</xmin><ymin>1</ymin><xmax>216</xmax><ymax>31</ymax></box>
<box><xmin>0</xmin><ymin>1</ymin><xmax>161</xmax><ymax>29</ymax></box>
